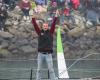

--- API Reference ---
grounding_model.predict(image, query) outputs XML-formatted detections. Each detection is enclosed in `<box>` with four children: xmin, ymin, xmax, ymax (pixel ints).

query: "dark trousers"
<box><xmin>22</xmin><ymin>9</ymin><xmax>30</xmax><ymax>16</ymax></box>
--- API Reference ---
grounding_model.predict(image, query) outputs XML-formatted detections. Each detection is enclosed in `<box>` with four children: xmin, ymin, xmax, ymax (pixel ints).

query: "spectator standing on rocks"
<box><xmin>0</xmin><ymin>1</ymin><xmax>8</xmax><ymax>31</ymax></box>
<box><xmin>83</xmin><ymin>0</ymin><xmax>92</xmax><ymax>9</ymax></box>
<box><xmin>71</xmin><ymin>0</ymin><xmax>80</xmax><ymax>10</ymax></box>
<box><xmin>57</xmin><ymin>0</ymin><xmax>65</xmax><ymax>9</ymax></box>
<box><xmin>60</xmin><ymin>2</ymin><xmax>75</xmax><ymax>25</ymax></box>
<box><xmin>48</xmin><ymin>0</ymin><xmax>58</xmax><ymax>18</ymax></box>
<box><xmin>19</xmin><ymin>0</ymin><xmax>31</xmax><ymax>22</ymax></box>
<box><xmin>30</xmin><ymin>0</ymin><xmax>36</xmax><ymax>11</ymax></box>
<box><xmin>34</xmin><ymin>0</ymin><xmax>47</xmax><ymax>14</ymax></box>
<box><xmin>60</xmin><ymin>6</ymin><xmax>70</xmax><ymax>24</ymax></box>
<box><xmin>32</xmin><ymin>10</ymin><xmax>59</xmax><ymax>80</ymax></box>
<box><xmin>3</xmin><ymin>0</ymin><xmax>17</xmax><ymax>10</ymax></box>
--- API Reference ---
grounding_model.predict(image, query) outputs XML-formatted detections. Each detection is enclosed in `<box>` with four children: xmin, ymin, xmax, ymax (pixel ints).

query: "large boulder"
<box><xmin>5</xmin><ymin>20</ymin><xmax>13</xmax><ymax>26</ymax></box>
<box><xmin>8</xmin><ymin>28</ymin><xmax>21</xmax><ymax>36</ymax></box>
<box><xmin>74</xmin><ymin>14</ymin><xmax>83</xmax><ymax>25</ymax></box>
<box><xmin>8</xmin><ymin>8</ymin><xmax>22</xmax><ymax>20</ymax></box>
<box><xmin>8</xmin><ymin>43</ymin><xmax>18</xmax><ymax>51</ymax></box>
<box><xmin>0</xmin><ymin>31</ymin><xmax>14</xmax><ymax>38</ymax></box>
<box><xmin>85</xmin><ymin>31</ymin><xmax>95</xmax><ymax>39</ymax></box>
<box><xmin>21</xmin><ymin>45</ymin><xmax>36</xmax><ymax>53</ymax></box>
<box><xmin>0</xmin><ymin>41</ymin><xmax>9</xmax><ymax>48</ymax></box>
<box><xmin>68</xmin><ymin>26</ymin><xmax>85</xmax><ymax>37</ymax></box>
<box><xmin>96</xmin><ymin>25</ymin><xmax>100</xmax><ymax>35</ymax></box>
<box><xmin>0</xmin><ymin>49</ymin><xmax>11</xmax><ymax>58</ymax></box>
<box><xmin>21</xmin><ymin>32</ymin><xmax>31</xmax><ymax>39</ymax></box>
<box><xmin>16</xmin><ymin>39</ymin><xmax>29</xmax><ymax>46</ymax></box>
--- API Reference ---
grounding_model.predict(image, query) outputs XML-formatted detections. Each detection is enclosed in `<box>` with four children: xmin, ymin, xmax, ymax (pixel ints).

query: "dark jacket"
<box><xmin>32</xmin><ymin>17</ymin><xmax>57</xmax><ymax>53</ymax></box>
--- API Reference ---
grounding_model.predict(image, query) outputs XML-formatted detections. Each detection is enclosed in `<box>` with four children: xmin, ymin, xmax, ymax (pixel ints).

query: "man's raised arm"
<box><xmin>32</xmin><ymin>16</ymin><xmax>41</xmax><ymax>35</ymax></box>
<box><xmin>50</xmin><ymin>10</ymin><xmax>59</xmax><ymax>34</ymax></box>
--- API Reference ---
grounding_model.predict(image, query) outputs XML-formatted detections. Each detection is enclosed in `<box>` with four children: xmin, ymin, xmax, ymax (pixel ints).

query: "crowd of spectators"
<box><xmin>0</xmin><ymin>0</ymin><xmax>100</xmax><ymax>31</ymax></box>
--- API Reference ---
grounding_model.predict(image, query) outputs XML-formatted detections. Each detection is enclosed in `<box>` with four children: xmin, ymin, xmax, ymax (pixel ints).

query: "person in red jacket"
<box><xmin>71</xmin><ymin>0</ymin><xmax>80</xmax><ymax>10</ymax></box>
<box><xmin>19</xmin><ymin>0</ymin><xmax>31</xmax><ymax>21</ymax></box>
<box><xmin>60</xmin><ymin>6</ymin><xmax>70</xmax><ymax>24</ymax></box>
<box><xmin>32</xmin><ymin>10</ymin><xmax>59</xmax><ymax>80</ymax></box>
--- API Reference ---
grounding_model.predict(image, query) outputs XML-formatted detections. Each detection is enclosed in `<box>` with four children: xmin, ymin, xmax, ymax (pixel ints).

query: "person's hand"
<box><xmin>55</xmin><ymin>9</ymin><xmax>59</xmax><ymax>17</ymax></box>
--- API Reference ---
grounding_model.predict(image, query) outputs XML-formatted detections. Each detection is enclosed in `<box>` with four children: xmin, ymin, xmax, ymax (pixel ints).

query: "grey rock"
<box><xmin>85</xmin><ymin>30</ymin><xmax>95</xmax><ymax>38</ymax></box>
<box><xmin>12</xmin><ymin>25</ymin><xmax>19</xmax><ymax>29</ymax></box>
<box><xmin>96</xmin><ymin>26</ymin><xmax>100</xmax><ymax>35</ymax></box>
<box><xmin>0</xmin><ymin>32</ymin><xmax>14</xmax><ymax>38</ymax></box>
<box><xmin>17</xmin><ymin>39</ymin><xmax>29</xmax><ymax>46</ymax></box>
<box><xmin>0</xmin><ymin>49</ymin><xmax>11</xmax><ymax>58</ymax></box>
<box><xmin>0</xmin><ymin>38</ymin><xmax>4</xmax><ymax>42</ymax></box>
<box><xmin>8</xmin><ymin>28</ymin><xmax>20</xmax><ymax>35</ymax></box>
<box><xmin>8</xmin><ymin>44</ymin><xmax>17</xmax><ymax>51</ymax></box>
<box><xmin>19</xmin><ymin>22</ymin><xmax>26</xmax><ymax>27</ymax></box>
<box><xmin>11</xmin><ymin>37</ymin><xmax>18</xmax><ymax>43</ymax></box>
<box><xmin>5</xmin><ymin>20</ymin><xmax>12</xmax><ymax>26</ymax></box>
<box><xmin>74</xmin><ymin>15</ymin><xmax>83</xmax><ymax>25</ymax></box>
<box><xmin>8</xmin><ymin>10</ymin><xmax>22</xmax><ymax>20</ymax></box>
<box><xmin>18</xmin><ymin>26</ymin><xmax>26</xmax><ymax>32</ymax></box>
<box><xmin>86</xmin><ymin>21</ymin><xmax>93</xmax><ymax>28</ymax></box>
<box><xmin>0</xmin><ymin>41</ymin><xmax>9</xmax><ymax>48</ymax></box>
<box><xmin>21</xmin><ymin>45</ymin><xmax>35</xmax><ymax>53</ymax></box>
<box><xmin>11</xmin><ymin>49</ymin><xmax>19</xmax><ymax>54</ymax></box>
<box><xmin>13</xmin><ymin>21</ymin><xmax>19</xmax><ymax>26</ymax></box>
<box><xmin>68</xmin><ymin>26</ymin><xmax>85</xmax><ymax>37</ymax></box>
<box><xmin>18</xmin><ymin>23</ymin><xmax>33</xmax><ymax>33</ymax></box>
<box><xmin>9</xmin><ymin>28</ymin><xmax>29</xmax><ymax>38</ymax></box>
<box><xmin>21</xmin><ymin>32</ymin><xmax>30</xmax><ymax>39</ymax></box>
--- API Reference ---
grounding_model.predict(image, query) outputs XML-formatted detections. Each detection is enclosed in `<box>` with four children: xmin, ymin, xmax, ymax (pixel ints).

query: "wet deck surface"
<box><xmin>0</xmin><ymin>53</ymin><xmax>100</xmax><ymax>80</ymax></box>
